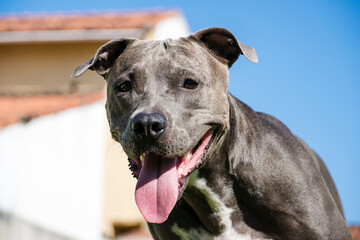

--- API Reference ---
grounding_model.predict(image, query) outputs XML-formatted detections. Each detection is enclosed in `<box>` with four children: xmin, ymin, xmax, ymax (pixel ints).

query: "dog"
<box><xmin>72</xmin><ymin>27</ymin><xmax>351</xmax><ymax>239</ymax></box>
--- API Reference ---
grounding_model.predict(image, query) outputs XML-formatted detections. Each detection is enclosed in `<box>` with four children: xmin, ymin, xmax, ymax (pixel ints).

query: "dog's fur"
<box><xmin>72</xmin><ymin>27</ymin><xmax>351</xmax><ymax>239</ymax></box>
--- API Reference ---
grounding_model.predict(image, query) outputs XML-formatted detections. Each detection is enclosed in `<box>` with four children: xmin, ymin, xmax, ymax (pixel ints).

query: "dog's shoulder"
<box><xmin>255</xmin><ymin>111</ymin><xmax>292</xmax><ymax>136</ymax></box>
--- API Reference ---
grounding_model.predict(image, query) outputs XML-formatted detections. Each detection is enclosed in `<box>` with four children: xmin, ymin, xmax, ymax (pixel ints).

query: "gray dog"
<box><xmin>72</xmin><ymin>27</ymin><xmax>351</xmax><ymax>239</ymax></box>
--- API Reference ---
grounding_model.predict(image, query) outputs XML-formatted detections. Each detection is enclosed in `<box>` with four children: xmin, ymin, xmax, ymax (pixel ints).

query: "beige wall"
<box><xmin>0</xmin><ymin>42</ymin><xmax>107</xmax><ymax>94</ymax></box>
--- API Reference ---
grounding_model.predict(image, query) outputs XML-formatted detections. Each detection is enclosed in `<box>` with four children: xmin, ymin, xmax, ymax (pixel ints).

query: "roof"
<box><xmin>0</xmin><ymin>10</ymin><xmax>179</xmax><ymax>32</ymax></box>
<box><xmin>0</xmin><ymin>10</ymin><xmax>180</xmax><ymax>43</ymax></box>
<box><xmin>0</xmin><ymin>92</ymin><xmax>103</xmax><ymax>128</ymax></box>
<box><xmin>350</xmin><ymin>226</ymin><xmax>360</xmax><ymax>240</ymax></box>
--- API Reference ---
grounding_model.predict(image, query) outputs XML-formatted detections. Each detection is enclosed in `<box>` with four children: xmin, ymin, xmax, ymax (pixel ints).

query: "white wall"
<box><xmin>0</xmin><ymin>101</ymin><xmax>105</xmax><ymax>240</ymax></box>
<box><xmin>153</xmin><ymin>13</ymin><xmax>190</xmax><ymax>40</ymax></box>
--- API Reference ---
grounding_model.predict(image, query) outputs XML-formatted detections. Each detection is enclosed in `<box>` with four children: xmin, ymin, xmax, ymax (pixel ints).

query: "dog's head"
<box><xmin>72</xmin><ymin>27</ymin><xmax>257</xmax><ymax>223</ymax></box>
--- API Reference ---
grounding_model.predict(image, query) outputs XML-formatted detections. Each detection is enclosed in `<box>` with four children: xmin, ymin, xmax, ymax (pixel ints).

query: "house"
<box><xmin>0</xmin><ymin>10</ymin><xmax>189</xmax><ymax>240</ymax></box>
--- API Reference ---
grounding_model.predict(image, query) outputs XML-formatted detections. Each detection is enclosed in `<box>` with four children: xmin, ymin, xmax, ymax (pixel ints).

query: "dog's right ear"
<box><xmin>71</xmin><ymin>38</ymin><xmax>135</xmax><ymax>79</ymax></box>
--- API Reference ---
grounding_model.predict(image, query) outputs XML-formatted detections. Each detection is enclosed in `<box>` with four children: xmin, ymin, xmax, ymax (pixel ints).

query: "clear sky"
<box><xmin>1</xmin><ymin>0</ymin><xmax>359</xmax><ymax>224</ymax></box>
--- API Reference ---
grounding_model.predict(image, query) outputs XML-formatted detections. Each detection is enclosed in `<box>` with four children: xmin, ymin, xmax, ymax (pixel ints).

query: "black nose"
<box><xmin>131</xmin><ymin>113</ymin><xmax>167</xmax><ymax>139</ymax></box>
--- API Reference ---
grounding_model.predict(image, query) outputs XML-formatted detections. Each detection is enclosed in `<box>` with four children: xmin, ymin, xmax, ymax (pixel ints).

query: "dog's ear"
<box><xmin>190</xmin><ymin>27</ymin><xmax>258</xmax><ymax>67</ymax></box>
<box><xmin>71</xmin><ymin>38</ymin><xmax>135</xmax><ymax>78</ymax></box>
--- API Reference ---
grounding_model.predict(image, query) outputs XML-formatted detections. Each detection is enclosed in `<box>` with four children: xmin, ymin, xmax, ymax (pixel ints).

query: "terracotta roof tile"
<box><xmin>0</xmin><ymin>92</ymin><xmax>103</xmax><ymax>128</ymax></box>
<box><xmin>350</xmin><ymin>226</ymin><xmax>360</xmax><ymax>240</ymax></box>
<box><xmin>0</xmin><ymin>10</ymin><xmax>179</xmax><ymax>32</ymax></box>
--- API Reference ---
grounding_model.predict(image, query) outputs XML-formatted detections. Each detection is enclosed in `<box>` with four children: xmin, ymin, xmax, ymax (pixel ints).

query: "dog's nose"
<box><xmin>132</xmin><ymin>113</ymin><xmax>167</xmax><ymax>139</ymax></box>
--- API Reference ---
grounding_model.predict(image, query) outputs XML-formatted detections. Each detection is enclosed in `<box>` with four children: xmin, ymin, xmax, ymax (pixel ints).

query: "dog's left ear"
<box><xmin>190</xmin><ymin>27</ymin><xmax>258</xmax><ymax>67</ymax></box>
<box><xmin>71</xmin><ymin>38</ymin><xmax>135</xmax><ymax>78</ymax></box>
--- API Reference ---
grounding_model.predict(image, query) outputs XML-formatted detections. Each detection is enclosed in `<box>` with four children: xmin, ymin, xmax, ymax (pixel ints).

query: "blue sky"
<box><xmin>1</xmin><ymin>0</ymin><xmax>359</xmax><ymax>224</ymax></box>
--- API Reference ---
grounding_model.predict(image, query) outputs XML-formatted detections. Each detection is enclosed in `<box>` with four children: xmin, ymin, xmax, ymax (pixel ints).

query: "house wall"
<box><xmin>0</xmin><ymin>102</ymin><xmax>105</xmax><ymax>240</ymax></box>
<box><xmin>0</xmin><ymin>42</ymin><xmax>107</xmax><ymax>95</ymax></box>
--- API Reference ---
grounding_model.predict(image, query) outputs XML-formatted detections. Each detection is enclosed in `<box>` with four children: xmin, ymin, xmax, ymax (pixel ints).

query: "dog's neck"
<box><xmin>181</xmin><ymin>93</ymin><xmax>264</xmax><ymax>237</ymax></box>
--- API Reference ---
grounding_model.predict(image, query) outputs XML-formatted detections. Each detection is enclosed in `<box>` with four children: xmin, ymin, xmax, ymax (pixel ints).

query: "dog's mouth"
<box><xmin>128</xmin><ymin>129</ymin><xmax>215</xmax><ymax>224</ymax></box>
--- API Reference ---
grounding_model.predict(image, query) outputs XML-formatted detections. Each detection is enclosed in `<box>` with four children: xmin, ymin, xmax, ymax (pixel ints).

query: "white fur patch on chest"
<box><xmin>187</xmin><ymin>172</ymin><xmax>264</xmax><ymax>240</ymax></box>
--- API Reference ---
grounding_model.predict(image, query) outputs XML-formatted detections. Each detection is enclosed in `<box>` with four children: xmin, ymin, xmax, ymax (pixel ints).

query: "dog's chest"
<box><xmin>176</xmin><ymin>172</ymin><xmax>270</xmax><ymax>240</ymax></box>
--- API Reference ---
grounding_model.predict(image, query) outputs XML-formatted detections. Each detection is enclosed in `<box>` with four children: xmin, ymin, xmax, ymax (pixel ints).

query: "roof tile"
<box><xmin>350</xmin><ymin>226</ymin><xmax>360</xmax><ymax>240</ymax></box>
<box><xmin>0</xmin><ymin>10</ymin><xmax>178</xmax><ymax>32</ymax></box>
<box><xmin>0</xmin><ymin>92</ymin><xmax>103</xmax><ymax>128</ymax></box>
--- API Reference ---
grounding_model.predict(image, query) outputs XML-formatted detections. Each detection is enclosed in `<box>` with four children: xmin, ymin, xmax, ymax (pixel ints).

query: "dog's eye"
<box><xmin>115</xmin><ymin>81</ymin><xmax>132</xmax><ymax>93</ymax></box>
<box><xmin>183</xmin><ymin>79</ymin><xmax>198</xmax><ymax>90</ymax></box>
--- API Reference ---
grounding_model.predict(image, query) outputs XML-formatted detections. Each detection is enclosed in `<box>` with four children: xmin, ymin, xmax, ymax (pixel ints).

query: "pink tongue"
<box><xmin>135</xmin><ymin>153</ymin><xmax>178</xmax><ymax>223</ymax></box>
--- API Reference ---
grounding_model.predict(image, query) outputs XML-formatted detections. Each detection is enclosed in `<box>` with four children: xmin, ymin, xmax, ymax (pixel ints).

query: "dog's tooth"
<box><xmin>180</xmin><ymin>171</ymin><xmax>187</xmax><ymax>178</ymax></box>
<box><xmin>140</xmin><ymin>154</ymin><xmax>144</xmax><ymax>162</ymax></box>
<box><xmin>185</xmin><ymin>152</ymin><xmax>192</xmax><ymax>160</ymax></box>
<box><xmin>178</xmin><ymin>168</ymin><xmax>183</xmax><ymax>175</ymax></box>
